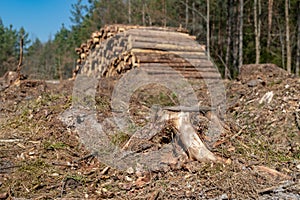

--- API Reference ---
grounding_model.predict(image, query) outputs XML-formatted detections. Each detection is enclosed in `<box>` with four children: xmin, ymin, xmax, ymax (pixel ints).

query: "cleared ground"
<box><xmin>0</xmin><ymin>66</ymin><xmax>299</xmax><ymax>199</ymax></box>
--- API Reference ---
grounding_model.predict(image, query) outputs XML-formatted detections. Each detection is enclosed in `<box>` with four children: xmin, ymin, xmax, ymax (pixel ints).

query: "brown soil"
<box><xmin>0</xmin><ymin>65</ymin><xmax>299</xmax><ymax>199</ymax></box>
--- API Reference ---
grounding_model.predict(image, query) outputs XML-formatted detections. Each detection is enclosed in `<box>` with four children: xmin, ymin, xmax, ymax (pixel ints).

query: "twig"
<box><xmin>60</xmin><ymin>177</ymin><xmax>80</xmax><ymax>197</ymax></box>
<box><xmin>45</xmin><ymin>183</ymin><xmax>61</xmax><ymax>191</ymax></box>
<box><xmin>254</xmin><ymin>165</ymin><xmax>292</xmax><ymax>179</ymax></box>
<box><xmin>0</xmin><ymin>165</ymin><xmax>20</xmax><ymax>172</ymax></box>
<box><xmin>231</xmin><ymin>126</ymin><xmax>246</xmax><ymax>140</ymax></box>
<box><xmin>166</xmin><ymin>93</ymin><xmax>177</xmax><ymax>106</ymax></box>
<box><xmin>100</xmin><ymin>166</ymin><xmax>110</xmax><ymax>175</ymax></box>
<box><xmin>179</xmin><ymin>1</ymin><xmax>207</xmax><ymax>22</ymax></box>
<box><xmin>73</xmin><ymin>152</ymin><xmax>97</xmax><ymax>163</ymax></box>
<box><xmin>52</xmin><ymin>162</ymin><xmax>77</xmax><ymax>168</ymax></box>
<box><xmin>216</xmin><ymin>54</ymin><xmax>232</xmax><ymax>80</ymax></box>
<box><xmin>60</xmin><ymin>179</ymin><xmax>67</xmax><ymax>197</ymax></box>
<box><xmin>0</xmin><ymin>139</ymin><xmax>23</xmax><ymax>143</ymax></box>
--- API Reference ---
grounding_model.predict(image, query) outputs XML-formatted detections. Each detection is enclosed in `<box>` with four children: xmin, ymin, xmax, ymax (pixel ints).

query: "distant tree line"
<box><xmin>0</xmin><ymin>0</ymin><xmax>299</xmax><ymax>79</ymax></box>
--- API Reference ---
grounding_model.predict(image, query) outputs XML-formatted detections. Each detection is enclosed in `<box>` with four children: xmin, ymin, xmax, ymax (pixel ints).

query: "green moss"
<box><xmin>111</xmin><ymin>131</ymin><xmax>130</xmax><ymax>146</ymax></box>
<box><xmin>103</xmin><ymin>184</ymin><xmax>113</xmax><ymax>190</ymax></box>
<box><xmin>66</xmin><ymin>174</ymin><xmax>85</xmax><ymax>182</ymax></box>
<box><xmin>95</xmin><ymin>95</ymin><xmax>110</xmax><ymax>111</ymax></box>
<box><xmin>1</xmin><ymin>92</ymin><xmax>70</xmax><ymax>133</ymax></box>
<box><xmin>275</xmin><ymin>154</ymin><xmax>293</xmax><ymax>162</ymax></box>
<box><xmin>268</xmin><ymin>79</ymin><xmax>282</xmax><ymax>86</ymax></box>
<box><xmin>43</xmin><ymin>141</ymin><xmax>67</xmax><ymax>150</ymax></box>
<box><xmin>19</xmin><ymin>159</ymin><xmax>49</xmax><ymax>176</ymax></box>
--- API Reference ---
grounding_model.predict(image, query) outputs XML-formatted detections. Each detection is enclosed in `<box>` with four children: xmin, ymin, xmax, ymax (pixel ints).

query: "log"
<box><xmin>129</xmin><ymin>36</ymin><xmax>197</xmax><ymax>46</ymax></box>
<box><xmin>133</xmin><ymin>53</ymin><xmax>207</xmax><ymax>62</ymax></box>
<box><xmin>131</xmin><ymin>48</ymin><xmax>206</xmax><ymax>55</ymax></box>
<box><xmin>127</xmin><ymin>29</ymin><xmax>194</xmax><ymax>39</ymax></box>
<box><xmin>141</xmin><ymin>72</ymin><xmax>220</xmax><ymax>80</ymax></box>
<box><xmin>128</xmin><ymin>41</ymin><xmax>202</xmax><ymax>52</ymax></box>
<box><xmin>138</xmin><ymin>62</ymin><xmax>215</xmax><ymax>69</ymax></box>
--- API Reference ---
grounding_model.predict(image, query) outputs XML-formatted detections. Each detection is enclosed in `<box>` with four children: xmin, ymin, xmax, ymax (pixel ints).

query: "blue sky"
<box><xmin>0</xmin><ymin>0</ymin><xmax>88</xmax><ymax>43</ymax></box>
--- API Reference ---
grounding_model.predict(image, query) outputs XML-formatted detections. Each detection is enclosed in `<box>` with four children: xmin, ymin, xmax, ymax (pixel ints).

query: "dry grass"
<box><xmin>0</xmin><ymin>76</ymin><xmax>299</xmax><ymax>199</ymax></box>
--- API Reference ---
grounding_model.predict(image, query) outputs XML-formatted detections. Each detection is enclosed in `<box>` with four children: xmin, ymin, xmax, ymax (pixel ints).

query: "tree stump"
<box><xmin>122</xmin><ymin>106</ymin><xmax>222</xmax><ymax>164</ymax></box>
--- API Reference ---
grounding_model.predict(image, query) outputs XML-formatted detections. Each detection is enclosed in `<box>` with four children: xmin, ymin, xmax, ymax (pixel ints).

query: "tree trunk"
<box><xmin>296</xmin><ymin>1</ymin><xmax>300</xmax><ymax>76</ymax></box>
<box><xmin>185</xmin><ymin>0</ymin><xmax>189</xmax><ymax>29</ymax></box>
<box><xmin>206</xmin><ymin>0</ymin><xmax>210</xmax><ymax>60</ymax></box>
<box><xmin>279</xmin><ymin>26</ymin><xmax>285</xmax><ymax>69</ymax></box>
<box><xmin>254</xmin><ymin>0</ymin><xmax>261</xmax><ymax>64</ymax></box>
<box><xmin>285</xmin><ymin>0</ymin><xmax>291</xmax><ymax>73</ymax></box>
<box><xmin>142</xmin><ymin>1</ymin><xmax>146</xmax><ymax>26</ymax></box>
<box><xmin>59</xmin><ymin>57</ymin><xmax>63</xmax><ymax>81</ymax></box>
<box><xmin>128</xmin><ymin>0</ymin><xmax>131</xmax><ymax>24</ymax></box>
<box><xmin>232</xmin><ymin>0</ymin><xmax>238</xmax><ymax>72</ymax></box>
<box><xmin>258</xmin><ymin>0</ymin><xmax>261</xmax><ymax>52</ymax></box>
<box><xmin>267</xmin><ymin>0</ymin><xmax>273</xmax><ymax>50</ymax></box>
<box><xmin>211</xmin><ymin>9</ymin><xmax>215</xmax><ymax>51</ymax></box>
<box><xmin>217</xmin><ymin>9</ymin><xmax>222</xmax><ymax>57</ymax></box>
<box><xmin>16</xmin><ymin>36</ymin><xmax>24</xmax><ymax>80</ymax></box>
<box><xmin>163</xmin><ymin>0</ymin><xmax>167</xmax><ymax>27</ymax></box>
<box><xmin>238</xmin><ymin>0</ymin><xmax>243</xmax><ymax>71</ymax></box>
<box><xmin>225</xmin><ymin>0</ymin><xmax>233</xmax><ymax>79</ymax></box>
<box><xmin>192</xmin><ymin>2</ymin><xmax>195</xmax><ymax>33</ymax></box>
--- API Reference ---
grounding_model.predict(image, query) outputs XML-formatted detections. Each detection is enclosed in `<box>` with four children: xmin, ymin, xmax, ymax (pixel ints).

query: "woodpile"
<box><xmin>74</xmin><ymin>24</ymin><xmax>220</xmax><ymax>80</ymax></box>
<box><xmin>70</xmin><ymin>25</ymin><xmax>227</xmax><ymax>166</ymax></box>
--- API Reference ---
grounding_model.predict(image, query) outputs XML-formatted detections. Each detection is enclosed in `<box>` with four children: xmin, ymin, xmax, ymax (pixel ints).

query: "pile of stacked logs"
<box><xmin>75</xmin><ymin>25</ymin><xmax>139</xmax><ymax>67</ymax></box>
<box><xmin>68</xmin><ymin>25</ymin><xmax>227</xmax><ymax>166</ymax></box>
<box><xmin>74</xmin><ymin>24</ymin><xmax>219</xmax><ymax>80</ymax></box>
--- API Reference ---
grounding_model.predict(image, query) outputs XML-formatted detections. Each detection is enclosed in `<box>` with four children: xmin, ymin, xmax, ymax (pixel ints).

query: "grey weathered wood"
<box><xmin>163</xmin><ymin>106</ymin><xmax>214</xmax><ymax>112</ymax></box>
